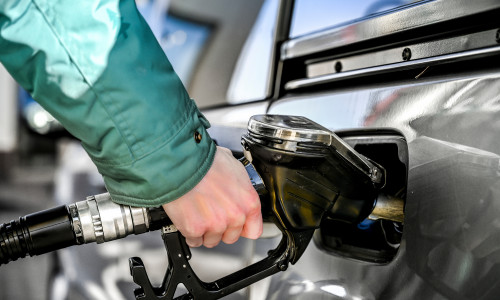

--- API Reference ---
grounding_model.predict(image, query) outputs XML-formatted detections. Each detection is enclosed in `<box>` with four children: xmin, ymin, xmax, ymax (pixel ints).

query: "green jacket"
<box><xmin>0</xmin><ymin>0</ymin><xmax>216</xmax><ymax>207</ymax></box>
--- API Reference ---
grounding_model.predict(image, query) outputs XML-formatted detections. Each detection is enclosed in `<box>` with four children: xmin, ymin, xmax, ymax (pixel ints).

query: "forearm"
<box><xmin>0</xmin><ymin>0</ymin><xmax>215</xmax><ymax>206</ymax></box>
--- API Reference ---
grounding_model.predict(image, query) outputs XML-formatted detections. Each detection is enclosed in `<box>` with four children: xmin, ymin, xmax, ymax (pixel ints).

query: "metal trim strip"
<box><xmin>284</xmin><ymin>45</ymin><xmax>500</xmax><ymax>90</ymax></box>
<box><xmin>306</xmin><ymin>29</ymin><xmax>498</xmax><ymax>78</ymax></box>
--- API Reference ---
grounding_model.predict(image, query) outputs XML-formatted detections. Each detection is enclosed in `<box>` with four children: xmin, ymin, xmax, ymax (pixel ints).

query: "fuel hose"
<box><xmin>0</xmin><ymin>193</ymin><xmax>170</xmax><ymax>266</ymax></box>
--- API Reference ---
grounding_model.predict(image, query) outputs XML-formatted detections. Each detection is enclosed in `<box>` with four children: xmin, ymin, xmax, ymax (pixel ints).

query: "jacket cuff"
<box><xmin>93</xmin><ymin>106</ymin><xmax>216</xmax><ymax>207</ymax></box>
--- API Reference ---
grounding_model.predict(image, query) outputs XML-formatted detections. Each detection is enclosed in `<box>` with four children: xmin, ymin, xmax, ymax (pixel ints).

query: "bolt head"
<box><xmin>402</xmin><ymin>48</ymin><xmax>412</xmax><ymax>61</ymax></box>
<box><xmin>334</xmin><ymin>61</ymin><xmax>342</xmax><ymax>73</ymax></box>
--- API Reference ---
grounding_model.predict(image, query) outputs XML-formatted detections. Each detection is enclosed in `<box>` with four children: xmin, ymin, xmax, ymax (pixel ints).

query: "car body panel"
<box><xmin>204</xmin><ymin>1</ymin><xmax>500</xmax><ymax>297</ymax></box>
<box><xmin>240</xmin><ymin>71</ymin><xmax>500</xmax><ymax>300</ymax></box>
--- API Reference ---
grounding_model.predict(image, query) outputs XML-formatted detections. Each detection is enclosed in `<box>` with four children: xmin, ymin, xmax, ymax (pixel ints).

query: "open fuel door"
<box><xmin>314</xmin><ymin>128</ymin><xmax>408</xmax><ymax>263</ymax></box>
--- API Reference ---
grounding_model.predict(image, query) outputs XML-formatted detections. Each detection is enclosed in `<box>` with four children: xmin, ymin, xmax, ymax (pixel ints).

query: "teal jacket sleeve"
<box><xmin>0</xmin><ymin>0</ymin><xmax>216</xmax><ymax>207</ymax></box>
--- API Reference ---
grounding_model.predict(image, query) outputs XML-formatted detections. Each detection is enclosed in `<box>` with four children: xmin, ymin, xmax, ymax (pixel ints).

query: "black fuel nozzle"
<box><xmin>241</xmin><ymin>115</ymin><xmax>386</xmax><ymax>262</ymax></box>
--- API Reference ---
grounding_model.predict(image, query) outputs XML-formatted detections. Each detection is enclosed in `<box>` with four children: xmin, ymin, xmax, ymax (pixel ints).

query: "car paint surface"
<box><xmin>204</xmin><ymin>56</ymin><xmax>500</xmax><ymax>300</ymax></box>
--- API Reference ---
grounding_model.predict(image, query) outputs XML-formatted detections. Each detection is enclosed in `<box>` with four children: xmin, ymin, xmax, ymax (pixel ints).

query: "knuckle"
<box><xmin>186</xmin><ymin>238</ymin><xmax>203</xmax><ymax>248</ymax></box>
<box><xmin>223</xmin><ymin>236</ymin><xmax>238</xmax><ymax>245</ymax></box>
<box><xmin>227</xmin><ymin>210</ymin><xmax>246</xmax><ymax>227</ymax></box>
<box><xmin>183</xmin><ymin>223</ymin><xmax>206</xmax><ymax>239</ymax></box>
<box><xmin>247</xmin><ymin>197</ymin><xmax>261</xmax><ymax>214</ymax></box>
<box><xmin>210</xmin><ymin>222</ymin><xmax>227</xmax><ymax>235</ymax></box>
<box><xmin>204</xmin><ymin>241</ymin><xmax>219</xmax><ymax>248</ymax></box>
<box><xmin>202</xmin><ymin>217</ymin><xmax>227</xmax><ymax>235</ymax></box>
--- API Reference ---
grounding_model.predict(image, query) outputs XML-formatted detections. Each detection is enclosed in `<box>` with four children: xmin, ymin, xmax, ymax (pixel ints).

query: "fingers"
<box><xmin>186</xmin><ymin>221</ymin><xmax>253</xmax><ymax>248</ymax></box>
<box><xmin>203</xmin><ymin>229</ymin><xmax>224</xmax><ymax>248</ymax></box>
<box><xmin>162</xmin><ymin>146</ymin><xmax>263</xmax><ymax>248</ymax></box>
<box><xmin>182</xmin><ymin>207</ymin><xmax>247</xmax><ymax>248</ymax></box>
<box><xmin>222</xmin><ymin>226</ymin><xmax>243</xmax><ymax>245</ymax></box>
<box><xmin>240</xmin><ymin>199</ymin><xmax>263</xmax><ymax>239</ymax></box>
<box><xmin>185</xmin><ymin>237</ymin><xmax>203</xmax><ymax>248</ymax></box>
<box><xmin>183</xmin><ymin>225</ymin><xmax>239</xmax><ymax>248</ymax></box>
<box><xmin>185</xmin><ymin>226</ymin><xmax>242</xmax><ymax>248</ymax></box>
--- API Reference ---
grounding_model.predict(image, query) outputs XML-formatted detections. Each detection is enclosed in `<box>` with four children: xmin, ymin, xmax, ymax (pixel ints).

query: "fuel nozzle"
<box><xmin>242</xmin><ymin>115</ymin><xmax>386</xmax><ymax>232</ymax></box>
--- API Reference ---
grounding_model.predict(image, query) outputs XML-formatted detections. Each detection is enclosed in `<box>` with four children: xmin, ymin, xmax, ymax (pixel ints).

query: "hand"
<box><xmin>162</xmin><ymin>146</ymin><xmax>262</xmax><ymax>248</ymax></box>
